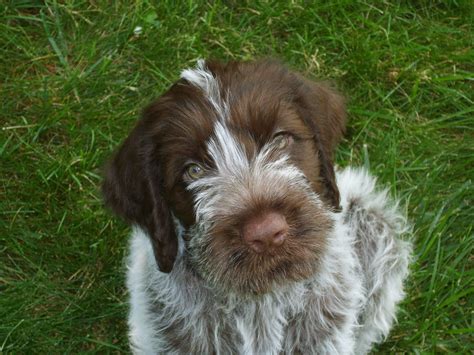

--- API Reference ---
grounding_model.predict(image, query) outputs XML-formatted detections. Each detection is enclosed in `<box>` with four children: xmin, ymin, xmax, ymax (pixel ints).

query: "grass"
<box><xmin>1</xmin><ymin>0</ymin><xmax>472</xmax><ymax>352</ymax></box>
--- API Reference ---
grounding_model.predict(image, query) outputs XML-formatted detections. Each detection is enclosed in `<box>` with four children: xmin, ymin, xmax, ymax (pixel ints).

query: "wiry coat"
<box><xmin>126</xmin><ymin>168</ymin><xmax>411</xmax><ymax>354</ymax></box>
<box><xmin>102</xmin><ymin>60</ymin><xmax>412</xmax><ymax>354</ymax></box>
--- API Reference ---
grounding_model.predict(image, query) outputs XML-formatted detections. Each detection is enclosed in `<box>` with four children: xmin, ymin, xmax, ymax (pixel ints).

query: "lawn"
<box><xmin>1</xmin><ymin>1</ymin><xmax>473</xmax><ymax>353</ymax></box>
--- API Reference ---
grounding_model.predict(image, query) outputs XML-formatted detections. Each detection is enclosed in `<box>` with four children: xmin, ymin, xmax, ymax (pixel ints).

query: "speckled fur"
<box><xmin>126</xmin><ymin>168</ymin><xmax>412</xmax><ymax>354</ymax></box>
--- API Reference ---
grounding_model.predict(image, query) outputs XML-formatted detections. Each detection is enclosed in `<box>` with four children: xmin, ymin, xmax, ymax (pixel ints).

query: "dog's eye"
<box><xmin>272</xmin><ymin>133</ymin><xmax>293</xmax><ymax>150</ymax></box>
<box><xmin>185</xmin><ymin>163</ymin><xmax>205</xmax><ymax>180</ymax></box>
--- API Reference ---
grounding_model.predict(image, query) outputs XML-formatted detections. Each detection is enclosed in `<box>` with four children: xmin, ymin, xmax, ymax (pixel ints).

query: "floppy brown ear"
<box><xmin>102</xmin><ymin>117</ymin><xmax>178</xmax><ymax>273</ymax></box>
<box><xmin>293</xmin><ymin>76</ymin><xmax>347</xmax><ymax>211</ymax></box>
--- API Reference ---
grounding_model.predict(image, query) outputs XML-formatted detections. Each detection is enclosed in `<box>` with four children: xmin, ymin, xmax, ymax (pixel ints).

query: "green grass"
<box><xmin>1</xmin><ymin>0</ymin><xmax>472</xmax><ymax>352</ymax></box>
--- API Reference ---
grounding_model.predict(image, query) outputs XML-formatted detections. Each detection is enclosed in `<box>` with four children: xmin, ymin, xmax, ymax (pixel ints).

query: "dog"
<box><xmin>102</xmin><ymin>59</ymin><xmax>412</xmax><ymax>354</ymax></box>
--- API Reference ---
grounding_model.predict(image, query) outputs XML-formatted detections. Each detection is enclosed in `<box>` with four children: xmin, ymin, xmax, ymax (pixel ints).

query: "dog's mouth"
<box><xmin>187</xmin><ymin>201</ymin><xmax>333</xmax><ymax>296</ymax></box>
<box><xmin>225</xmin><ymin>235</ymin><xmax>324</xmax><ymax>295</ymax></box>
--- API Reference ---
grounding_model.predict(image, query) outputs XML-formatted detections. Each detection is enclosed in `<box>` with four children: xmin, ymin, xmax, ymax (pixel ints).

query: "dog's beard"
<box><xmin>186</xmin><ymin>186</ymin><xmax>333</xmax><ymax>296</ymax></box>
<box><xmin>184</xmin><ymin>147</ymin><xmax>335</xmax><ymax>296</ymax></box>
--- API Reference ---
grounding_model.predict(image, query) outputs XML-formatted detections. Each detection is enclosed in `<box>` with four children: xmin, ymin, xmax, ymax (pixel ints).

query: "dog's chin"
<box><xmin>188</xmin><ymin>230</ymin><xmax>328</xmax><ymax>297</ymax></box>
<box><xmin>224</xmin><ymin>256</ymin><xmax>321</xmax><ymax>297</ymax></box>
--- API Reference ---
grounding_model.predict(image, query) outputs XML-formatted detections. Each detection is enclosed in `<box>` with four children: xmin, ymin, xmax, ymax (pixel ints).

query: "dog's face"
<box><xmin>103</xmin><ymin>60</ymin><xmax>346</xmax><ymax>295</ymax></box>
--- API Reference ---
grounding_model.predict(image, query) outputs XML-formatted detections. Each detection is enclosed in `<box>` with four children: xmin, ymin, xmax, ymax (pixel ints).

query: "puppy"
<box><xmin>103</xmin><ymin>59</ymin><xmax>412</xmax><ymax>354</ymax></box>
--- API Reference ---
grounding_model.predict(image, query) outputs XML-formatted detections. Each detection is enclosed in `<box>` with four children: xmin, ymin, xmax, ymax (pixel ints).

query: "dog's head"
<box><xmin>103</xmin><ymin>60</ymin><xmax>346</xmax><ymax>295</ymax></box>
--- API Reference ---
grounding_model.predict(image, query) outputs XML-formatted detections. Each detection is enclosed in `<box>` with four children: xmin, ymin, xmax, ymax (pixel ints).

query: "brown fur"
<box><xmin>102</xmin><ymin>59</ymin><xmax>347</xmax><ymax>282</ymax></box>
<box><xmin>187</xmin><ymin>181</ymin><xmax>333</xmax><ymax>295</ymax></box>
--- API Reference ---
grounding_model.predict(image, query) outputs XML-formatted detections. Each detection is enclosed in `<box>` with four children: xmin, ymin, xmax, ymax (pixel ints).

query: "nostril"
<box><xmin>273</xmin><ymin>231</ymin><xmax>286</xmax><ymax>246</ymax></box>
<box><xmin>249</xmin><ymin>239</ymin><xmax>266</xmax><ymax>253</ymax></box>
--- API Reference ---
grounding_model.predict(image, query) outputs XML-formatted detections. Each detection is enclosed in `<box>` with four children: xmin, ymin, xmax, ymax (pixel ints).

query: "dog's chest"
<box><xmin>153</xmin><ymin>280</ymin><xmax>345</xmax><ymax>355</ymax></box>
<box><xmin>156</xmin><ymin>294</ymin><xmax>290</xmax><ymax>354</ymax></box>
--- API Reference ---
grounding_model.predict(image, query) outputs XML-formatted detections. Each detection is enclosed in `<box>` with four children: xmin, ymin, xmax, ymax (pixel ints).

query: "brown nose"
<box><xmin>242</xmin><ymin>212</ymin><xmax>288</xmax><ymax>253</ymax></box>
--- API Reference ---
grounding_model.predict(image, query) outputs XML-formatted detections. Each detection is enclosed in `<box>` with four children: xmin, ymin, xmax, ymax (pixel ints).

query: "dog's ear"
<box><xmin>102</xmin><ymin>112</ymin><xmax>178</xmax><ymax>273</ymax></box>
<box><xmin>293</xmin><ymin>76</ymin><xmax>347</xmax><ymax>211</ymax></box>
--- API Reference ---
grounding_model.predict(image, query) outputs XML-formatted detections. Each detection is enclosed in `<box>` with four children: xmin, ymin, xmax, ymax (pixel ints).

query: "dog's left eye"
<box><xmin>185</xmin><ymin>163</ymin><xmax>205</xmax><ymax>181</ymax></box>
<box><xmin>272</xmin><ymin>133</ymin><xmax>293</xmax><ymax>150</ymax></box>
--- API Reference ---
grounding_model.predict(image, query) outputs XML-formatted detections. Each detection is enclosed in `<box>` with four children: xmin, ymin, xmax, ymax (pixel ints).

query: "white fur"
<box><xmin>126</xmin><ymin>167</ymin><xmax>412</xmax><ymax>354</ymax></box>
<box><xmin>126</xmin><ymin>226</ymin><xmax>164</xmax><ymax>353</ymax></box>
<box><xmin>337</xmin><ymin>168</ymin><xmax>412</xmax><ymax>354</ymax></box>
<box><xmin>180</xmin><ymin>60</ymin><xmax>229</xmax><ymax>121</ymax></box>
<box><xmin>188</xmin><ymin>124</ymin><xmax>307</xmax><ymax>227</ymax></box>
<box><xmin>206</xmin><ymin>121</ymin><xmax>249</xmax><ymax>177</ymax></box>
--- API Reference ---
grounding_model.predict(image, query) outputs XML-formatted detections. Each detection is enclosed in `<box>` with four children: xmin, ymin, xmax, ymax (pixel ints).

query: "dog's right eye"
<box><xmin>184</xmin><ymin>163</ymin><xmax>205</xmax><ymax>181</ymax></box>
<box><xmin>272</xmin><ymin>132</ymin><xmax>294</xmax><ymax>150</ymax></box>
